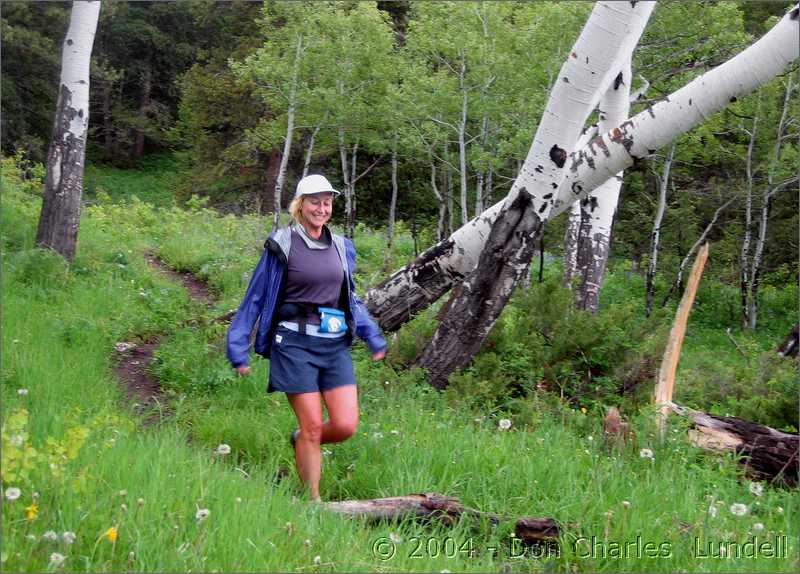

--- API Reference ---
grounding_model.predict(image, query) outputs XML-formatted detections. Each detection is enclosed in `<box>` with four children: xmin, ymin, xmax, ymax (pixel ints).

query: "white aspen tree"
<box><xmin>428</xmin><ymin>149</ymin><xmax>446</xmax><ymax>241</ymax></box>
<box><xmin>416</xmin><ymin>2</ymin><xmax>657</xmax><ymax>386</ymax></box>
<box><xmin>645</xmin><ymin>143</ymin><xmax>675</xmax><ymax>317</ymax></box>
<box><xmin>739</xmin><ymin>111</ymin><xmax>759</xmax><ymax>327</ymax></box>
<box><xmin>748</xmin><ymin>75</ymin><xmax>796</xmax><ymax>329</ymax></box>
<box><xmin>384</xmin><ymin>134</ymin><xmax>399</xmax><ymax>271</ymax></box>
<box><xmin>570</xmin><ymin>56</ymin><xmax>633</xmax><ymax>312</ymax></box>
<box><xmin>564</xmin><ymin>125</ymin><xmax>598</xmax><ymax>285</ymax></box>
<box><xmin>271</xmin><ymin>34</ymin><xmax>304</xmax><ymax>229</ymax></box>
<box><xmin>475</xmin><ymin>114</ymin><xmax>489</xmax><ymax>216</ymax></box>
<box><xmin>302</xmin><ymin>111</ymin><xmax>327</xmax><ymax>179</ymax></box>
<box><xmin>35</xmin><ymin>0</ymin><xmax>101</xmax><ymax>260</ymax></box>
<box><xmin>369</xmin><ymin>1</ymin><xmax>657</xmax><ymax>332</ymax></box>
<box><xmin>366</xmin><ymin>4</ymin><xmax>798</xmax><ymax>337</ymax></box>
<box><xmin>458</xmin><ymin>56</ymin><xmax>470</xmax><ymax>226</ymax></box>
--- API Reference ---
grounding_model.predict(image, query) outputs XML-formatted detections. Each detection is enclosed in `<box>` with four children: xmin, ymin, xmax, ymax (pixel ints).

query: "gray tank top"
<box><xmin>283</xmin><ymin>228</ymin><xmax>343</xmax><ymax>308</ymax></box>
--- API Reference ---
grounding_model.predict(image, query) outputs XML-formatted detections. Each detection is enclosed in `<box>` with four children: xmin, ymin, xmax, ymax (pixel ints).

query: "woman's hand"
<box><xmin>371</xmin><ymin>349</ymin><xmax>386</xmax><ymax>361</ymax></box>
<box><xmin>236</xmin><ymin>365</ymin><xmax>251</xmax><ymax>376</ymax></box>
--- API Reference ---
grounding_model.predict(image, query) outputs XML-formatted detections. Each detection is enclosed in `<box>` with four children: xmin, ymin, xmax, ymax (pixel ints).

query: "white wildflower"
<box><xmin>195</xmin><ymin>508</ymin><xmax>210</xmax><ymax>522</ymax></box>
<box><xmin>235</xmin><ymin>497</ymin><xmax>242</xmax><ymax>504</ymax></box>
<box><xmin>748</xmin><ymin>482</ymin><xmax>764</xmax><ymax>497</ymax></box>
<box><xmin>390</xmin><ymin>429</ymin><xmax>400</xmax><ymax>435</ymax></box>
<box><xmin>4</xmin><ymin>487</ymin><xmax>21</xmax><ymax>501</ymax></box>
<box><xmin>777</xmin><ymin>507</ymin><xmax>784</xmax><ymax>514</ymax></box>
<box><xmin>304</xmin><ymin>539</ymin><xmax>312</xmax><ymax>547</ymax></box>
<box><xmin>49</xmin><ymin>553</ymin><xmax>65</xmax><ymax>568</ymax></box>
<box><xmin>729</xmin><ymin>503</ymin><xmax>748</xmax><ymax>516</ymax></box>
<box><xmin>42</xmin><ymin>530</ymin><xmax>59</xmax><ymax>542</ymax></box>
<box><xmin>639</xmin><ymin>448</ymin><xmax>654</xmax><ymax>460</ymax></box>
<box><xmin>128</xmin><ymin>551</ymin><xmax>135</xmax><ymax>563</ymax></box>
<box><xmin>587</xmin><ymin>435</ymin><xmax>594</xmax><ymax>442</ymax></box>
<box><xmin>498</xmin><ymin>418</ymin><xmax>512</xmax><ymax>431</ymax></box>
<box><xmin>17</xmin><ymin>388</ymin><xmax>28</xmax><ymax>396</ymax></box>
<box><xmin>708</xmin><ymin>505</ymin><xmax>718</xmax><ymax>518</ymax></box>
<box><xmin>62</xmin><ymin>532</ymin><xmax>76</xmax><ymax>544</ymax></box>
<box><xmin>372</xmin><ymin>432</ymin><xmax>384</xmax><ymax>439</ymax></box>
<box><xmin>137</xmin><ymin>498</ymin><xmax>145</xmax><ymax>507</ymax></box>
<box><xmin>215</xmin><ymin>443</ymin><xmax>231</xmax><ymax>456</ymax></box>
<box><xmin>120</xmin><ymin>503</ymin><xmax>128</xmax><ymax>513</ymax></box>
<box><xmin>622</xmin><ymin>500</ymin><xmax>631</xmax><ymax>509</ymax></box>
<box><xmin>313</xmin><ymin>555</ymin><xmax>322</xmax><ymax>565</ymax></box>
<box><xmin>752</xmin><ymin>522</ymin><xmax>765</xmax><ymax>532</ymax></box>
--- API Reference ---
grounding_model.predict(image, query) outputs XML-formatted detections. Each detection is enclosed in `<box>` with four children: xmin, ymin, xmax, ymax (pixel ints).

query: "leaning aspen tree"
<box><xmin>35</xmin><ymin>0</ymin><xmax>101</xmax><ymax>260</ymax></box>
<box><xmin>368</xmin><ymin>0</ymin><xmax>656</xmax><ymax>333</ymax></box>
<box><xmin>570</xmin><ymin>57</ymin><xmax>633</xmax><ymax>312</ymax></box>
<box><xmin>644</xmin><ymin>143</ymin><xmax>675</xmax><ymax>317</ymax></box>
<box><xmin>366</xmin><ymin>4</ymin><xmax>799</xmax><ymax>341</ymax></box>
<box><xmin>416</xmin><ymin>2</ymin><xmax>656</xmax><ymax>386</ymax></box>
<box><xmin>748</xmin><ymin>75</ymin><xmax>796</xmax><ymax>330</ymax></box>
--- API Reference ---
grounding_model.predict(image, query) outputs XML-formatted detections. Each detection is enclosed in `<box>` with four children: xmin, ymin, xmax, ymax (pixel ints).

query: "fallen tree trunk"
<box><xmin>323</xmin><ymin>492</ymin><xmax>560</xmax><ymax>543</ymax></box>
<box><xmin>668</xmin><ymin>403</ymin><xmax>799</xmax><ymax>486</ymax></box>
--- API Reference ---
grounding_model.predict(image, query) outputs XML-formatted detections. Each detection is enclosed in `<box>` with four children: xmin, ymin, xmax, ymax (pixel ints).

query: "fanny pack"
<box><xmin>318</xmin><ymin>307</ymin><xmax>347</xmax><ymax>334</ymax></box>
<box><xmin>278</xmin><ymin>303</ymin><xmax>347</xmax><ymax>335</ymax></box>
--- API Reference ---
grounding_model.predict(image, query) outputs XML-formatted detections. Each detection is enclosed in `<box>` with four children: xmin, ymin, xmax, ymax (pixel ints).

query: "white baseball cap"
<box><xmin>295</xmin><ymin>174</ymin><xmax>340</xmax><ymax>198</ymax></box>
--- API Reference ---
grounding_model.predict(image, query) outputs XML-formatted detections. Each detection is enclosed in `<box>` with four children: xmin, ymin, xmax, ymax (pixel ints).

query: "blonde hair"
<box><xmin>289</xmin><ymin>196</ymin><xmax>305</xmax><ymax>226</ymax></box>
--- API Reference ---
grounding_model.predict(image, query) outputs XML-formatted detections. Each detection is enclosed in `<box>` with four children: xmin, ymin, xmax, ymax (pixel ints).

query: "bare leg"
<box><xmin>321</xmin><ymin>384</ymin><xmax>359</xmax><ymax>444</ymax></box>
<box><xmin>286</xmin><ymin>392</ymin><xmax>323</xmax><ymax>501</ymax></box>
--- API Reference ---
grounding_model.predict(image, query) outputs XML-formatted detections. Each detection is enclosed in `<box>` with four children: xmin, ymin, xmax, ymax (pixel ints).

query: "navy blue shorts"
<box><xmin>268</xmin><ymin>326</ymin><xmax>356</xmax><ymax>394</ymax></box>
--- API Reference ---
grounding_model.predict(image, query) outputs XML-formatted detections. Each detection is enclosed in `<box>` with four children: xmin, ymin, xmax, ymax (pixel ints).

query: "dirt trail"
<box><xmin>113</xmin><ymin>251</ymin><xmax>216</xmax><ymax>416</ymax></box>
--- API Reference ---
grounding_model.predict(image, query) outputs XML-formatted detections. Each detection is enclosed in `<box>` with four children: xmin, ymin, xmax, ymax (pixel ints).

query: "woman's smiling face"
<box><xmin>301</xmin><ymin>192</ymin><xmax>334</xmax><ymax>233</ymax></box>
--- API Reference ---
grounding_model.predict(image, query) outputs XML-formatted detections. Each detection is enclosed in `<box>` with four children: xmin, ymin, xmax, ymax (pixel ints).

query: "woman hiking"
<box><xmin>227</xmin><ymin>174</ymin><xmax>387</xmax><ymax>501</ymax></box>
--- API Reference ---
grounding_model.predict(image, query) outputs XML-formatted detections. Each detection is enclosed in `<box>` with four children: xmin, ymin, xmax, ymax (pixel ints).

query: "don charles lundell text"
<box><xmin>694</xmin><ymin>535</ymin><xmax>789</xmax><ymax>559</ymax></box>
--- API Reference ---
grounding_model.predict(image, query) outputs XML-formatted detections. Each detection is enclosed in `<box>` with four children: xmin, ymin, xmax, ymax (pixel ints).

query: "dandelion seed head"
<box><xmin>622</xmin><ymin>500</ymin><xmax>631</xmax><ymax>509</ymax></box>
<box><xmin>120</xmin><ymin>503</ymin><xmax>128</xmax><ymax>512</ymax></box>
<box><xmin>17</xmin><ymin>388</ymin><xmax>28</xmax><ymax>396</ymax></box>
<box><xmin>304</xmin><ymin>539</ymin><xmax>312</xmax><ymax>547</ymax></box>
<box><xmin>639</xmin><ymin>448</ymin><xmax>654</xmax><ymax>460</ymax></box>
<box><xmin>137</xmin><ymin>498</ymin><xmax>145</xmax><ymax>507</ymax></box>
<box><xmin>195</xmin><ymin>508</ymin><xmax>210</xmax><ymax>522</ymax></box>
<box><xmin>752</xmin><ymin>522</ymin><xmax>765</xmax><ymax>532</ymax></box>
<box><xmin>748</xmin><ymin>482</ymin><xmax>764</xmax><ymax>497</ymax></box>
<box><xmin>777</xmin><ymin>507</ymin><xmax>784</xmax><ymax>514</ymax></box>
<box><xmin>42</xmin><ymin>530</ymin><xmax>58</xmax><ymax>542</ymax></box>
<box><xmin>708</xmin><ymin>505</ymin><xmax>718</xmax><ymax>518</ymax></box>
<box><xmin>313</xmin><ymin>555</ymin><xmax>321</xmax><ymax>565</ymax></box>
<box><xmin>215</xmin><ymin>443</ymin><xmax>231</xmax><ymax>456</ymax></box>
<box><xmin>62</xmin><ymin>532</ymin><xmax>76</xmax><ymax>544</ymax></box>
<box><xmin>729</xmin><ymin>503</ymin><xmax>748</xmax><ymax>516</ymax></box>
<box><xmin>4</xmin><ymin>487</ymin><xmax>21</xmax><ymax>501</ymax></box>
<box><xmin>498</xmin><ymin>418</ymin><xmax>512</xmax><ymax>430</ymax></box>
<box><xmin>49</xmin><ymin>552</ymin><xmax>65</xmax><ymax>568</ymax></box>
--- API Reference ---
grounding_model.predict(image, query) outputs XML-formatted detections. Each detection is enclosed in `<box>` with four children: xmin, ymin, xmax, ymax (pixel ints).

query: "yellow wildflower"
<box><xmin>24</xmin><ymin>502</ymin><xmax>38</xmax><ymax>520</ymax></box>
<box><xmin>104</xmin><ymin>526</ymin><xmax>118</xmax><ymax>543</ymax></box>
<box><xmin>580</xmin><ymin>407</ymin><xmax>588</xmax><ymax>414</ymax></box>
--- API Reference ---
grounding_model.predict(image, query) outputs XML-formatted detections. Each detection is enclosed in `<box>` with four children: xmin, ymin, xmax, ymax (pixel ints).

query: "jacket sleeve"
<box><xmin>226</xmin><ymin>248</ymin><xmax>270</xmax><ymax>368</ymax></box>
<box><xmin>345</xmin><ymin>239</ymin><xmax>388</xmax><ymax>354</ymax></box>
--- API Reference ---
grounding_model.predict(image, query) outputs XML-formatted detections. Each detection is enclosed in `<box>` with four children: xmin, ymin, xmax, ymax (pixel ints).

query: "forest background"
<box><xmin>1</xmin><ymin>0</ymin><xmax>799</xmax><ymax>572</ymax></box>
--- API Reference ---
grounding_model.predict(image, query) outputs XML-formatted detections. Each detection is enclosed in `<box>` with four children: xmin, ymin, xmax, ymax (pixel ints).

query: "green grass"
<box><xmin>1</xmin><ymin>156</ymin><xmax>798</xmax><ymax>572</ymax></box>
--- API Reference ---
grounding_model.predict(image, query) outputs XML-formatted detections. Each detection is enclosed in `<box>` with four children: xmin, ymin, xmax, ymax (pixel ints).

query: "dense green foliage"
<box><xmin>2</xmin><ymin>157</ymin><xmax>798</xmax><ymax>572</ymax></box>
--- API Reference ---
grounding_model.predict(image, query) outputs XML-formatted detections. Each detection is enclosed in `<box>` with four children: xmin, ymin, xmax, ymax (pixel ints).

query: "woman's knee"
<box><xmin>300</xmin><ymin>420</ymin><xmax>324</xmax><ymax>443</ymax></box>
<box><xmin>330</xmin><ymin>417</ymin><xmax>358</xmax><ymax>440</ymax></box>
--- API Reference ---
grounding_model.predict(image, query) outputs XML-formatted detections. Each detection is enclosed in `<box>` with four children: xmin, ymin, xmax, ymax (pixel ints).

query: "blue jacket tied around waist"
<box><xmin>226</xmin><ymin>226</ymin><xmax>387</xmax><ymax>368</ymax></box>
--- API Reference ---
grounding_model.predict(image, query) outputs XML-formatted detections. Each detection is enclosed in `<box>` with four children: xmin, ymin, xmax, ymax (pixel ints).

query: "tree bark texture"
<box><xmin>36</xmin><ymin>0</ymin><xmax>101</xmax><ymax>261</ymax></box>
<box><xmin>739</xmin><ymin>112</ymin><xmax>759</xmax><ymax>327</ymax></box>
<box><xmin>669</xmin><ymin>403</ymin><xmax>799</xmax><ymax>486</ymax></box>
<box><xmin>384</xmin><ymin>139</ymin><xmax>399</xmax><ymax>271</ymax></box>
<box><xmin>416</xmin><ymin>191</ymin><xmax>541</xmax><ymax>388</ymax></box>
<box><xmin>570</xmin><ymin>57</ymin><xmax>633</xmax><ymax>312</ymax></box>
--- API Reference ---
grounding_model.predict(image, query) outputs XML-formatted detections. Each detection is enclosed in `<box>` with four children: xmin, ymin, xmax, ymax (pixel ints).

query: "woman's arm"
<box><xmin>226</xmin><ymin>247</ymin><xmax>271</xmax><ymax>369</ymax></box>
<box><xmin>344</xmin><ymin>239</ymin><xmax>388</xmax><ymax>356</ymax></box>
